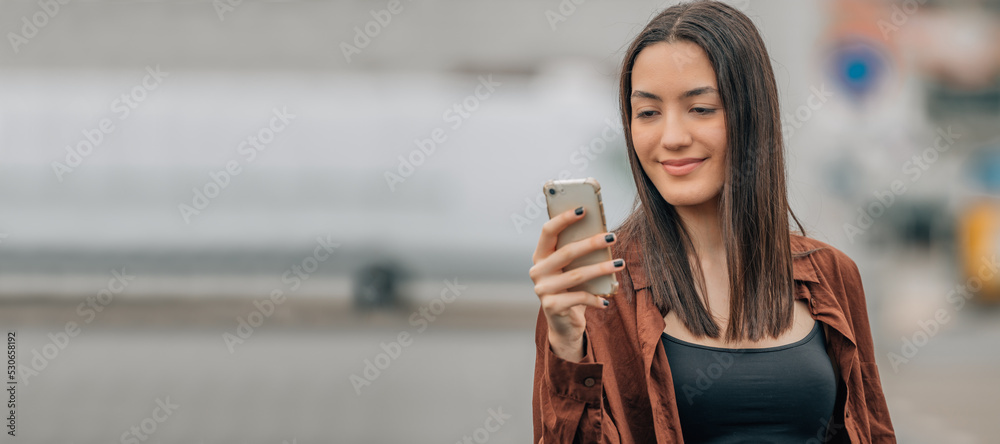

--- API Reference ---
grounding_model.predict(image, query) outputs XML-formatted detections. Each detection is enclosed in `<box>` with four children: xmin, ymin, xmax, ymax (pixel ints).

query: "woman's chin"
<box><xmin>658</xmin><ymin>189</ymin><xmax>719</xmax><ymax>208</ymax></box>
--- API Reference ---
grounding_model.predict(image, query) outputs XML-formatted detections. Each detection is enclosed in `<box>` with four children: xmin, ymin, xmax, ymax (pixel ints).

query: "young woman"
<box><xmin>529</xmin><ymin>1</ymin><xmax>897</xmax><ymax>442</ymax></box>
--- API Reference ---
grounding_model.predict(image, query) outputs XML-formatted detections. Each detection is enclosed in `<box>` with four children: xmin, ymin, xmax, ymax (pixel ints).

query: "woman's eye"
<box><xmin>692</xmin><ymin>107</ymin><xmax>717</xmax><ymax>115</ymax></box>
<box><xmin>635</xmin><ymin>110</ymin><xmax>658</xmax><ymax>118</ymax></box>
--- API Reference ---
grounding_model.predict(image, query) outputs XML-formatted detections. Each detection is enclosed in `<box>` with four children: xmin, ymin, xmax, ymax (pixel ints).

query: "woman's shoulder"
<box><xmin>790</xmin><ymin>233</ymin><xmax>859</xmax><ymax>269</ymax></box>
<box><xmin>790</xmin><ymin>233</ymin><xmax>865</xmax><ymax>301</ymax></box>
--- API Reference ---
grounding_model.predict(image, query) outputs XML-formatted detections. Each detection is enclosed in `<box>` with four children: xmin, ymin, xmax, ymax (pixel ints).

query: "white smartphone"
<box><xmin>543</xmin><ymin>177</ymin><xmax>620</xmax><ymax>297</ymax></box>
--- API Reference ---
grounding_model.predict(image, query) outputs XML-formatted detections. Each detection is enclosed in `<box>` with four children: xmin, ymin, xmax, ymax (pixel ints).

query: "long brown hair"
<box><xmin>612</xmin><ymin>0</ymin><xmax>822</xmax><ymax>343</ymax></box>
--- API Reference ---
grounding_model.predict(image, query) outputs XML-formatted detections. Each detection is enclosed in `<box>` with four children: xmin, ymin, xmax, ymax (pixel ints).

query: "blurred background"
<box><xmin>0</xmin><ymin>0</ymin><xmax>998</xmax><ymax>442</ymax></box>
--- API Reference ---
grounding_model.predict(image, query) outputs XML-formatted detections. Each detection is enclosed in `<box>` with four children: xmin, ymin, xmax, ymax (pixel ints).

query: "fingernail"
<box><xmin>605</xmin><ymin>234</ymin><xmax>615</xmax><ymax>243</ymax></box>
<box><xmin>574</xmin><ymin>206</ymin><xmax>584</xmax><ymax>216</ymax></box>
<box><xmin>603</xmin><ymin>299</ymin><xmax>610</xmax><ymax>307</ymax></box>
<box><xmin>613</xmin><ymin>259</ymin><xmax>624</xmax><ymax>267</ymax></box>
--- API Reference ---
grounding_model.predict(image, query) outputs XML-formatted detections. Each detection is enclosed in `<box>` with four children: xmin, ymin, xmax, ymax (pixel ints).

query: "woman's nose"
<box><xmin>659</xmin><ymin>113</ymin><xmax>693</xmax><ymax>150</ymax></box>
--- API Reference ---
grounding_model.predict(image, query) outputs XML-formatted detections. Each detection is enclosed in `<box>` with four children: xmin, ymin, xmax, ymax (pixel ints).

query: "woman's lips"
<box><xmin>661</xmin><ymin>158</ymin><xmax>706</xmax><ymax>176</ymax></box>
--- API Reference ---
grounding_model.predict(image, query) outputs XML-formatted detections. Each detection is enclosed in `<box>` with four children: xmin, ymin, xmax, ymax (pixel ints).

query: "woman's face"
<box><xmin>629</xmin><ymin>41</ymin><xmax>727</xmax><ymax>208</ymax></box>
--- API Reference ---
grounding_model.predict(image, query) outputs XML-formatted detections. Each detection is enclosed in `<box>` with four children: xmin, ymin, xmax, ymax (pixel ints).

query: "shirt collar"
<box><xmin>790</xmin><ymin>234</ymin><xmax>822</xmax><ymax>284</ymax></box>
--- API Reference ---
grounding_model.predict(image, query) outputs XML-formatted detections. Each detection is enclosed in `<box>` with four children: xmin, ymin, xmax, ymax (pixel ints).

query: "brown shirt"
<box><xmin>532</xmin><ymin>233</ymin><xmax>897</xmax><ymax>443</ymax></box>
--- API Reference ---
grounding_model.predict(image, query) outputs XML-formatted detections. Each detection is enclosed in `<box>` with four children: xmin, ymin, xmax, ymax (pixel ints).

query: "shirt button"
<box><xmin>584</xmin><ymin>377</ymin><xmax>596</xmax><ymax>387</ymax></box>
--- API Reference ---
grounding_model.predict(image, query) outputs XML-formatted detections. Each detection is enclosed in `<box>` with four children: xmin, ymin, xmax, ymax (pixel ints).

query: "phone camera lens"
<box><xmin>548</xmin><ymin>188</ymin><xmax>556</xmax><ymax>195</ymax></box>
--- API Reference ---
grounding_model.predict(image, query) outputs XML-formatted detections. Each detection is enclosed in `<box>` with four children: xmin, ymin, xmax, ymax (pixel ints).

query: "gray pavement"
<box><xmin>2</xmin><ymin>299</ymin><xmax>997</xmax><ymax>443</ymax></box>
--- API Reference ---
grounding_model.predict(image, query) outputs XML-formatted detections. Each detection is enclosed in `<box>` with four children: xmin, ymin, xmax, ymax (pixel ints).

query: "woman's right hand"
<box><xmin>529</xmin><ymin>206</ymin><xmax>625</xmax><ymax>363</ymax></box>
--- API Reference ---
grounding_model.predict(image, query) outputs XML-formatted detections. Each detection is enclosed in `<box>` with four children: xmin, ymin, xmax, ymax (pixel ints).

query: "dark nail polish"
<box><xmin>605</xmin><ymin>234</ymin><xmax>615</xmax><ymax>243</ymax></box>
<box><xmin>574</xmin><ymin>206</ymin><xmax>584</xmax><ymax>216</ymax></box>
<box><xmin>603</xmin><ymin>299</ymin><xmax>610</xmax><ymax>307</ymax></box>
<box><xmin>613</xmin><ymin>259</ymin><xmax>624</xmax><ymax>267</ymax></box>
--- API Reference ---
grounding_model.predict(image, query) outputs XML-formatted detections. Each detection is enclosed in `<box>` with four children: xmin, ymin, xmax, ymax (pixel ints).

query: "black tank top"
<box><xmin>660</xmin><ymin>319</ymin><xmax>838</xmax><ymax>443</ymax></box>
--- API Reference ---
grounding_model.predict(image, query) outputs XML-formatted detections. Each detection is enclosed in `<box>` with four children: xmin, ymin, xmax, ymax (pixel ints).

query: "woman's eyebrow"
<box><xmin>631</xmin><ymin>86</ymin><xmax>718</xmax><ymax>101</ymax></box>
<box><xmin>680</xmin><ymin>86</ymin><xmax>718</xmax><ymax>99</ymax></box>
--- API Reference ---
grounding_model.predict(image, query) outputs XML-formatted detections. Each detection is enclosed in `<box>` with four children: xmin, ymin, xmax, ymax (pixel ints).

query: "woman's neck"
<box><xmin>675</xmin><ymin>194</ymin><xmax>724</xmax><ymax>264</ymax></box>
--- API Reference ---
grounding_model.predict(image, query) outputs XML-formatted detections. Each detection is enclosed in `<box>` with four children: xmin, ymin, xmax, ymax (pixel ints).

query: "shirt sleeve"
<box><xmin>532</xmin><ymin>306</ymin><xmax>606</xmax><ymax>443</ymax></box>
<box><xmin>841</xmin><ymin>256</ymin><xmax>897</xmax><ymax>443</ymax></box>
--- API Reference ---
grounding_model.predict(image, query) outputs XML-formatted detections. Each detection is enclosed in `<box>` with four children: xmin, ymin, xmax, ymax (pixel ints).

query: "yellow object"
<box><xmin>958</xmin><ymin>197</ymin><xmax>1000</xmax><ymax>303</ymax></box>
